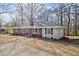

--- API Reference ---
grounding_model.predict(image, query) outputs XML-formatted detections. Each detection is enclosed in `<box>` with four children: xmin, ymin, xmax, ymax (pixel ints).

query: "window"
<box><xmin>32</xmin><ymin>28</ymin><xmax>35</xmax><ymax>32</ymax></box>
<box><xmin>39</xmin><ymin>28</ymin><xmax>42</xmax><ymax>34</ymax></box>
<box><xmin>35</xmin><ymin>28</ymin><xmax>38</xmax><ymax>33</ymax></box>
<box><xmin>45</xmin><ymin>28</ymin><xmax>53</xmax><ymax>34</ymax></box>
<box><xmin>45</xmin><ymin>28</ymin><xmax>47</xmax><ymax>34</ymax></box>
<box><xmin>51</xmin><ymin>28</ymin><xmax>53</xmax><ymax>35</ymax></box>
<box><xmin>48</xmin><ymin>28</ymin><xmax>51</xmax><ymax>34</ymax></box>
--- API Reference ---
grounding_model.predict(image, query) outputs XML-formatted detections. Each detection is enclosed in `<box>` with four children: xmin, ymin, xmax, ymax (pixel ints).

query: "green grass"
<box><xmin>77</xmin><ymin>30</ymin><xmax>79</xmax><ymax>35</ymax></box>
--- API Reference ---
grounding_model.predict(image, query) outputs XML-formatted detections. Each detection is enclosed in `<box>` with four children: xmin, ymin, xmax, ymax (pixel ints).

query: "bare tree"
<box><xmin>66</xmin><ymin>7</ymin><xmax>71</xmax><ymax>36</ymax></box>
<box><xmin>24</xmin><ymin>3</ymin><xmax>43</xmax><ymax>26</ymax></box>
<box><xmin>15</xmin><ymin>3</ymin><xmax>24</xmax><ymax>25</ymax></box>
<box><xmin>74</xmin><ymin>4</ymin><xmax>78</xmax><ymax>35</ymax></box>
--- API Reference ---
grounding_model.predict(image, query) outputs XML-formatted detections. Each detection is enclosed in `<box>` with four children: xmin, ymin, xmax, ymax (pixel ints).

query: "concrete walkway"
<box><xmin>0</xmin><ymin>41</ymin><xmax>52</xmax><ymax>56</ymax></box>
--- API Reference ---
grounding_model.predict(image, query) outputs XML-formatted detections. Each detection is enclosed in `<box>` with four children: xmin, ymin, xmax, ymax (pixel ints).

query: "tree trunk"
<box><xmin>30</xmin><ymin>3</ymin><xmax>34</xmax><ymax>26</ymax></box>
<box><xmin>67</xmin><ymin>7</ymin><xmax>70</xmax><ymax>36</ymax></box>
<box><xmin>20</xmin><ymin>4</ymin><xmax>24</xmax><ymax>25</ymax></box>
<box><xmin>74</xmin><ymin>7</ymin><xmax>77</xmax><ymax>35</ymax></box>
<box><xmin>60</xmin><ymin>9</ymin><xmax>63</xmax><ymax>26</ymax></box>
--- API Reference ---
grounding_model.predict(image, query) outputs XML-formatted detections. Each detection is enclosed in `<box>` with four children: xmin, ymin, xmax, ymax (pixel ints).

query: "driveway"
<box><xmin>0</xmin><ymin>34</ymin><xmax>79</xmax><ymax>56</ymax></box>
<box><xmin>0</xmin><ymin>41</ymin><xmax>52</xmax><ymax>56</ymax></box>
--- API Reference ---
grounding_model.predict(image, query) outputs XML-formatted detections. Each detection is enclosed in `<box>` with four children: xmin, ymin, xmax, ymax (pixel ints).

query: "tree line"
<box><xmin>0</xmin><ymin>3</ymin><xmax>79</xmax><ymax>36</ymax></box>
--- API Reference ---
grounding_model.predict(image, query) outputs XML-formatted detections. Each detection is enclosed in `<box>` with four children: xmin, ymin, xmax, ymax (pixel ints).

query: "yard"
<box><xmin>0</xmin><ymin>34</ymin><xmax>79</xmax><ymax>56</ymax></box>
